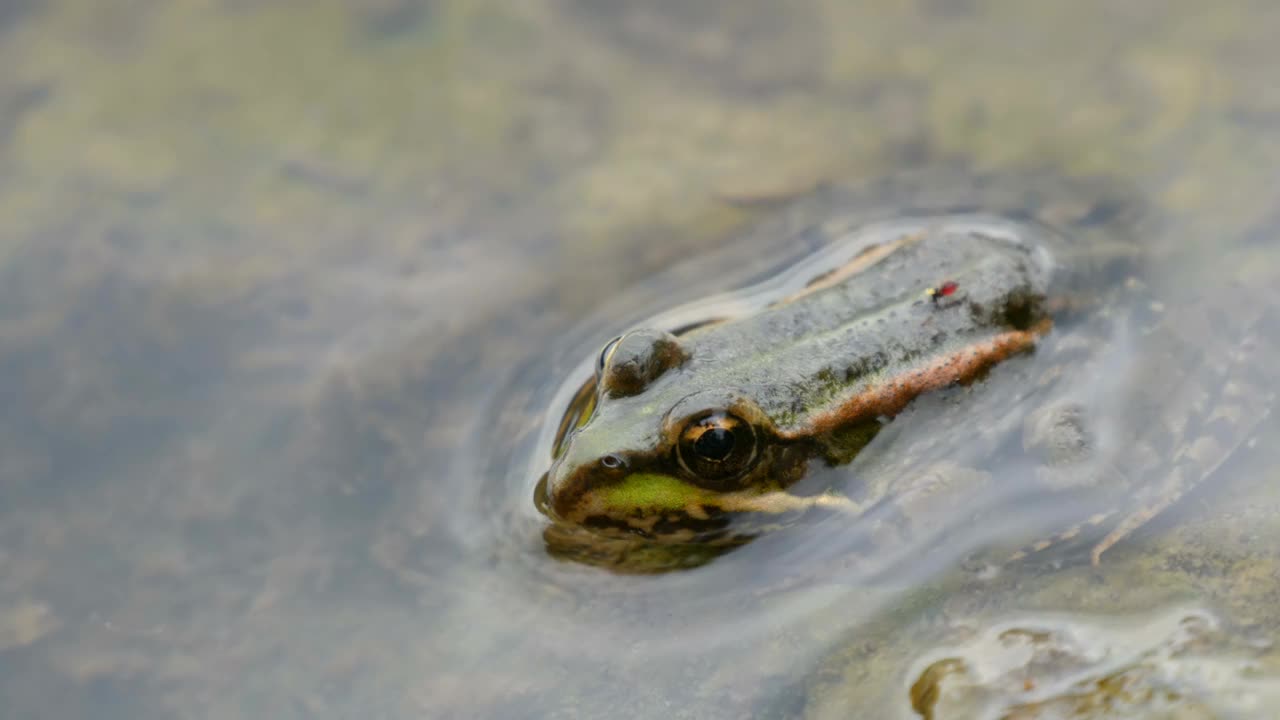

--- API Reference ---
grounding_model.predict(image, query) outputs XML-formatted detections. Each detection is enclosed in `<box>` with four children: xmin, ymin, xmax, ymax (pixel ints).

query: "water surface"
<box><xmin>3</xmin><ymin>1</ymin><xmax>1280</xmax><ymax>717</ymax></box>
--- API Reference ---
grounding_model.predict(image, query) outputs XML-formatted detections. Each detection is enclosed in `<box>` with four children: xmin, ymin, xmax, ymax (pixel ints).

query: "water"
<box><xmin>2</xmin><ymin>1</ymin><xmax>1280</xmax><ymax>717</ymax></box>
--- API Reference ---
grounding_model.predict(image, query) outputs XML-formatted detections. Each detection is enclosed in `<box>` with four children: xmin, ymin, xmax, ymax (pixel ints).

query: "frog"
<box><xmin>532</xmin><ymin>176</ymin><xmax>1277</xmax><ymax>573</ymax></box>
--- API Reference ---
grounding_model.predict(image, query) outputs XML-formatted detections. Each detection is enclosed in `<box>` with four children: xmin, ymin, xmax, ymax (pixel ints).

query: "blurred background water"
<box><xmin>3</xmin><ymin>1</ymin><xmax>1280</xmax><ymax>717</ymax></box>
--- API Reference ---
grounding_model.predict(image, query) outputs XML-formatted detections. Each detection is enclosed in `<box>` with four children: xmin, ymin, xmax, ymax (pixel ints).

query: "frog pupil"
<box><xmin>694</xmin><ymin>427</ymin><xmax>736</xmax><ymax>461</ymax></box>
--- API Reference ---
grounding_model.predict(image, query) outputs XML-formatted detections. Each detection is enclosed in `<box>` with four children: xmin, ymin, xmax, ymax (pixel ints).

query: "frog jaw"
<box><xmin>561</xmin><ymin>472</ymin><xmax>861</xmax><ymax>542</ymax></box>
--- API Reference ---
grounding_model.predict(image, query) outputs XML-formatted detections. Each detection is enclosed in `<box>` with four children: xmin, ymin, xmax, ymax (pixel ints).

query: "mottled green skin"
<box><xmin>541</xmin><ymin>216</ymin><xmax>1056</xmax><ymax>538</ymax></box>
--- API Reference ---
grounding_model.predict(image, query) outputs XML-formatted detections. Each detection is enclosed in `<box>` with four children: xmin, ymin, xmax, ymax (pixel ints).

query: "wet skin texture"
<box><xmin>538</xmin><ymin>216</ymin><xmax>1056</xmax><ymax>545</ymax></box>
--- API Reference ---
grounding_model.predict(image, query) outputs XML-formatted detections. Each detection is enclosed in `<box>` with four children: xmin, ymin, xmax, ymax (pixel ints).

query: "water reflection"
<box><xmin>2</xmin><ymin>0</ymin><xmax>1280</xmax><ymax>718</ymax></box>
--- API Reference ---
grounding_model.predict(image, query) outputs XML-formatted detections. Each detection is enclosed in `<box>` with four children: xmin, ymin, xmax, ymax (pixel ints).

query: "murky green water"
<box><xmin>3</xmin><ymin>1</ymin><xmax>1280</xmax><ymax>717</ymax></box>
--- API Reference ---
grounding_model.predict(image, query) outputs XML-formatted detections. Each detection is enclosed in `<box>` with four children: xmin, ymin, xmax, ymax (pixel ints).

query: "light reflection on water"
<box><xmin>2</xmin><ymin>1</ymin><xmax>1280</xmax><ymax>718</ymax></box>
<box><xmin>445</xmin><ymin>176</ymin><xmax>1280</xmax><ymax>717</ymax></box>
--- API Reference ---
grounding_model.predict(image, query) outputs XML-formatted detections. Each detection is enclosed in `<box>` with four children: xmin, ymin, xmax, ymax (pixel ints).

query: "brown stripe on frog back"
<box><xmin>773</xmin><ymin>231</ymin><xmax>926</xmax><ymax>306</ymax></box>
<box><xmin>781</xmin><ymin>318</ymin><xmax>1053</xmax><ymax>439</ymax></box>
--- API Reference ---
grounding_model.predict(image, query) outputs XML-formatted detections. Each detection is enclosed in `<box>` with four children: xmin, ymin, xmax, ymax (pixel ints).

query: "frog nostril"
<box><xmin>600</xmin><ymin>454</ymin><xmax>625</xmax><ymax>470</ymax></box>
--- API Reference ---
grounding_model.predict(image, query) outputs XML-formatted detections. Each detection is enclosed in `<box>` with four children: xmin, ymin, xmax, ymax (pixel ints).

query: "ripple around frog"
<box><xmin>444</xmin><ymin>175</ymin><xmax>1280</xmax><ymax>679</ymax></box>
<box><xmin>432</xmin><ymin>170</ymin><xmax>1206</xmax><ymax>660</ymax></box>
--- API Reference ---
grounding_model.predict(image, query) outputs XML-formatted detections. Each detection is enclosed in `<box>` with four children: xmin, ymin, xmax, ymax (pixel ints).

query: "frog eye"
<box><xmin>677</xmin><ymin>412</ymin><xmax>759</xmax><ymax>486</ymax></box>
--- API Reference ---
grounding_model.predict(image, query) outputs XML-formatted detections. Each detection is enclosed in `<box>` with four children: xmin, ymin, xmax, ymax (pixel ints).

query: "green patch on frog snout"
<box><xmin>602</xmin><ymin>473</ymin><xmax>714</xmax><ymax>511</ymax></box>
